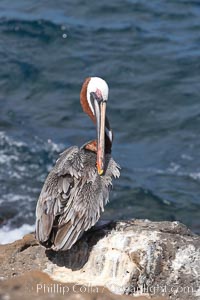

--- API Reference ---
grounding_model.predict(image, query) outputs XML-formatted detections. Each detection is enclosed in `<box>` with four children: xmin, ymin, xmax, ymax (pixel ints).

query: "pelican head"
<box><xmin>87</xmin><ymin>77</ymin><xmax>109</xmax><ymax>110</ymax></box>
<box><xmin>80</xmin><ymin>77</ymin><xmax>112</xmax><ymax>176</ymax></box>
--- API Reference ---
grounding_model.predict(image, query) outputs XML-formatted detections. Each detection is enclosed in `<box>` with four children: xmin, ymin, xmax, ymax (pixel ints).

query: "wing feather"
<box><xmin>36</xmin><ymin>146</ymin><xmax>83</xmax><ymax>246</ymax></box>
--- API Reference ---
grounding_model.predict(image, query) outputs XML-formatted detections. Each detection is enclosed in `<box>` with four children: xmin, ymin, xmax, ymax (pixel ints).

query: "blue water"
<box><xmin>0</xmin><ymin>0</ymin><xmax>200</xmax><ymax>241</ymax></box>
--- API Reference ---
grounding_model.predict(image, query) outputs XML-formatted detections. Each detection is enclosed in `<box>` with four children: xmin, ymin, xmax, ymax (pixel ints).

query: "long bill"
<box><xmin>94</xmin><ymin>99</ymin><xmax>106</xmax><ymax>175</ymax></box>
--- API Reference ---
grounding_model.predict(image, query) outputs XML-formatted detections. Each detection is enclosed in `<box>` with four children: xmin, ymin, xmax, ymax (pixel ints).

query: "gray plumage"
<box><xmin>36</xmin><ymin>145</ymin><xmax>120</xmax><ymax>251</ymax></box>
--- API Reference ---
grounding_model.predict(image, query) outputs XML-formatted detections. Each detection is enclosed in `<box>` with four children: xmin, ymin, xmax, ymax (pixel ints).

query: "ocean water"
<box><xmin>0</xmin><ymin>0</ymin><xmax>200</xmax><ymax>243</ymax></box>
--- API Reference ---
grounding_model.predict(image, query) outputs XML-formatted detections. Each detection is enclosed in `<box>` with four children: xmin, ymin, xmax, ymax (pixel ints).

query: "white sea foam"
<box><xmin>0</xmin><ymin>223</ymin><xmax>35</xmax><ymax>244</ymax></box>
<box><xmin>0</xmin><ymin>152</ymin><xmax>19</xmax><ymax>164</ymax></box>
<box><xmin>0</xmin><ymin>193</ymin><xmax>34</xmax><ymax>203</ymax></box>
<box><xmin>189</xmin><ymin>172</ymin><xmax>200</xmax><ymax>181</ymax></box>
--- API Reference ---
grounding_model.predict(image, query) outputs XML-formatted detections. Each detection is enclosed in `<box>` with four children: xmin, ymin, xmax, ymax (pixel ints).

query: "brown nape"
<box><xmin>83</xmin><ymin>137</ymin><xmax>112</xmax><ymax>154</ymax></box>
<box><xmin>80</xmin><ymin>77</ymin><xmax>96</xmax><ymax>123</ymax></box>
<box><xmin>84</xmin><ymin>140</ymin><xmax>98</xmax><ymax>152</ymax></box>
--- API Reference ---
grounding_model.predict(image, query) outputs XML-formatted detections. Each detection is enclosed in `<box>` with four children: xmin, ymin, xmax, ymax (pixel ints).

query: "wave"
<box><xmin>131</xmin><ymin>162</ymin><xmax>200</xmax><ymax>183</ymax></box>
<box><xmin>0</xmin><ymin>131</ymin><xmax>63</xmax><ymax>228</ymax></box>
<box><xmin>0</xmin><ymin>16</ymin><xmax>142</xmax><ymax>37</ymax></box>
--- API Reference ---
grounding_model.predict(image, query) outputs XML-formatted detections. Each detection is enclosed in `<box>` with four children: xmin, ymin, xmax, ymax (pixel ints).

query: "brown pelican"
<box><xmin>36</xmin><ymin>77</ymin><xmax>120</xmax><ymax>251</ymax></box>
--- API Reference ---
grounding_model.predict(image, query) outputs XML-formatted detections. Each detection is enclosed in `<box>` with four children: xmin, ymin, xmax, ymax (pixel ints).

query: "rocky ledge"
<box><xmin>0</xmin><ymin>219</ymin><xmax>199</xmax><ymax>300</ymax></box>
